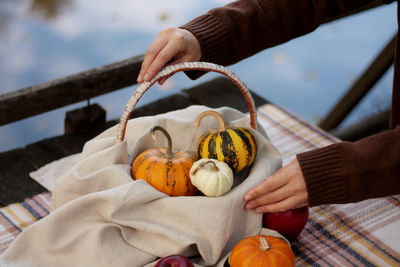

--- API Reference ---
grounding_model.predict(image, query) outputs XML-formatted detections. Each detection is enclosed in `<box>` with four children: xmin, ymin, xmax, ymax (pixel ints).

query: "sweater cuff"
<box><xmin>180</xmin><ymin>13</ymin><xmax>230</xmax><ymax>65</ymax></box>
<box><xmin>297</xmin><ymin>144</ymin><xmax>350</xmax><ymax>206</ymax></box>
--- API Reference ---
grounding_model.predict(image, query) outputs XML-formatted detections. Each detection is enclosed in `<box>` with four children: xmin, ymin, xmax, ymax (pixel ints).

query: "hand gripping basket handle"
<box><xmin>117</xmin><ymin>62</ymin><xmax>257</xmax><ymax>142</ymax></box>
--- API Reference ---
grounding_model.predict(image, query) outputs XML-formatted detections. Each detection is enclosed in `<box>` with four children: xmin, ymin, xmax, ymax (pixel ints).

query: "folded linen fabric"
<box><xmin>0</xmin><ymin>105</ymin><xmax>282</xmax><ymax>267</ymax></box>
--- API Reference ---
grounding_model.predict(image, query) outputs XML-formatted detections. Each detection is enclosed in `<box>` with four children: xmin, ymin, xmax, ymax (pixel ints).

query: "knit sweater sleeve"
<box><xmin>180</xmin><ymin>0</ymin><xmax>400</xmax><ymax>206</ymax></box>
<box><xmin>297</xmin><ymin>126</ymin><xmax>400</xmax><ymax>206</ymax></box>
<box><xmin>180</xmin><ymin>0</ymin><xmax>374</xmax><ymax>66</ymax></box>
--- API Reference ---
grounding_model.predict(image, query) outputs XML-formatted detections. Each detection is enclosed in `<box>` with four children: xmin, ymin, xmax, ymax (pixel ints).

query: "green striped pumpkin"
<box><xmin>194</xmin><ymin>110</ymin><xmax>257</xmax><ymax>172</ymax></box>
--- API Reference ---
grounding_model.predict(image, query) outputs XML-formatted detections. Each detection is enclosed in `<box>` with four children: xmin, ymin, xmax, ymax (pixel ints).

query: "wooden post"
<box><xmin>64</xmin><ymin>104</ymin><xmax>106</xmax><ymax>134</ymax></box>
<box><xmin>0</xmin><ymin>55</ymin><xmax>142</xmax><ymax>126</ymax></box>
<box><xmin>319</xmin><ymin>34</ymin><xmax>396</xmax><ymax>131</ymax></box>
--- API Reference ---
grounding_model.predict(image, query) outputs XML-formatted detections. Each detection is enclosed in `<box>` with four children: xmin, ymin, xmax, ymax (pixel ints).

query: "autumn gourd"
<box><xmin>194</xmin><ymin>110</ymin><xmax>257</xmax><ymax>172</ymax></box>
<box><xmin>230</xmin><ymin>235</ymin><xmax>295</xmax><ymax>267</ymax></box>
<box><xmin>190</xmin><ymin>159</ymin><xmax>233</xmax><ymax>197</ymax></box>
<box><xmin>131</xmin><ymin>126</ymin><xmax>197</xmax><ymax>196</ymax></box>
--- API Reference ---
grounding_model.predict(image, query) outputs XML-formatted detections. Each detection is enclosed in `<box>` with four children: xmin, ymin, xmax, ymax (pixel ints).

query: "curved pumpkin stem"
<box><xmin>191</xmin><ymin>160</ymin><xmax>219</xmax><ymax>175</ymax></box>
<box><xmin>259</xmin><ymin>236</ymin><xmax>270</xmax><ymax>251</ymax></box>
<box><xmin>150</xmin><ymin>126</ymin><xmax>173</xmax><ymax>158</ymax></box>
<box><xmin>194</xmin><ymin>110</ymin><xmax>227</xmax><ymax>131</ymax></box>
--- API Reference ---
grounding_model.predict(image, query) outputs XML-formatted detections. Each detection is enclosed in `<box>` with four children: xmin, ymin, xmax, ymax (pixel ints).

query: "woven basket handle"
<box><xmin>117</xmin><ymin>62</ymin><xmax>257</xmax><ymax>142</ymax></box>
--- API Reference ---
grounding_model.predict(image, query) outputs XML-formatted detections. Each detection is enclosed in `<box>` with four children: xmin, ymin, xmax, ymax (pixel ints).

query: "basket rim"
<box><xmin>116</xmin><ymin>62</ymin><xmax>258</xmax><ymax>142</ymax></box>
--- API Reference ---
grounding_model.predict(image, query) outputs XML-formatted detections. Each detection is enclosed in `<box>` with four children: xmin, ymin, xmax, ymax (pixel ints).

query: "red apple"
<box><xmin>262</xmin><ymin>206</ymin><xmax>309</xmax><ymax>242</ymax></box>
<box><xmin>154</xmin><ymin>255</ymin><xmax>194</xmax><ymax>267</ymax></box>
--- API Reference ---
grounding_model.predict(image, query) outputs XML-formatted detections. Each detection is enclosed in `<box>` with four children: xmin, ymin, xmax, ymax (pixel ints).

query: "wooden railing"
<box><xmin>319</xmin><ymin>34</ymin><xmax>395</xmax><ymax>130</ymax></box>
<box><xmin>0</xmin><ymin>0</ymin><xmax>392</xmax><ymax>130</ymax></box>
<box><xmin>0</xmin><ymin>56</ymin><xmax>143</xmax><ymax>126</ymax></box>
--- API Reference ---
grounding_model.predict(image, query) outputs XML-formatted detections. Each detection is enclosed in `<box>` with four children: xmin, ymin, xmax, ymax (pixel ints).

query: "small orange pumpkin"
<box><xmin>229</xmin><ymin>235</ymin><xmax>295</xmax><ymax>267</ymax></box>
<box><xmin>131</xmin><ymin>126</ymin><xmax>197</xmax><ymax>196</ymax></box>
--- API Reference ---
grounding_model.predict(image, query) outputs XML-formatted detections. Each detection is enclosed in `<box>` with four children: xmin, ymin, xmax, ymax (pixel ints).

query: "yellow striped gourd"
<box><xmin>194</xmin><ymin>110</ymin><xmax>257</xmax><ymax>172</ymax></box>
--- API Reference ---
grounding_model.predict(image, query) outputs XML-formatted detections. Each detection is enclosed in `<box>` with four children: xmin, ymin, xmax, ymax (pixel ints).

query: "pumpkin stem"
<box><xmin>150</xmin><ymin>126</ymin><xmax>173</xmax><ymax>158</ymax></box>
<box><xmin>194</xmin><ymin>110</ymin><xmax>227</xmax><ymax>131</ymax></box>
<box><xmin>201</xmin><ymin>160</ymin><xmax>219</xmax><ymax>172</ymax></box>
<box><xmin>191</xmin><ymin>160</ymin><xmax>219</xmax><ymax>175</ymax></box>
<box><xmin>259</xmin><ymin>236</ymin><xmax>270</xmax><ymax>251</ymax></box>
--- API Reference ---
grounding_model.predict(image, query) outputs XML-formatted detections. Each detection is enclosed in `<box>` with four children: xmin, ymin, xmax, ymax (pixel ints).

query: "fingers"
<box><xmin>248</xmin><ymin>191</ymin><xmax>308</xmax><ymax>213</ymax></box>
<box><xmin>244</xmin><ymin>159</ymin><xmax>309</xmax><ymax>213</ymax></box>
<box><xmin>138</xmin><ymin>33</ymin><xmax>174</xmax><ymax>83</ymax></box>
<box><xmin>244</xmin><ymin>172</ymin><xmax>289</xmax><ymax>201</ymax></box>
<box><xmin>259</xmin><ymin>197</ymin><xmax>308</xmax><ymax>214</ymax></box>
<box><xmin>138</xmin><ymin>28</ymin><xmax>201</xmax><ymax>84</ymax></box>
<box><xmin>245</xmin><ymin>182</ymin><xmax>291</xmax><ymax>209</ymax></box>
<box><xmin>142</xmin><ymin>41</ymin><xmax>180</xmax><ymax>83</ymax></box>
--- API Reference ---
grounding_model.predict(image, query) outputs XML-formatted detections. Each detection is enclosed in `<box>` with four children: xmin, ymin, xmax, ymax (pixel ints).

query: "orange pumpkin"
<box><xmin>229</xmin><ymin>235</ymin><xmax>295</xmax><ymax>267</ymax></box>
<box><xmin>131</xmin><ymin>126</ymin><xmax>197</xmax><ymax>196</ymax></box>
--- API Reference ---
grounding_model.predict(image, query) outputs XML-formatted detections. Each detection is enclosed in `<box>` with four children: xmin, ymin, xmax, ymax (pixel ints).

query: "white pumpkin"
<box><xmin>190</xmin><ymin>158</ymin><xmax>234</xmax><ymax>197</ymax></box>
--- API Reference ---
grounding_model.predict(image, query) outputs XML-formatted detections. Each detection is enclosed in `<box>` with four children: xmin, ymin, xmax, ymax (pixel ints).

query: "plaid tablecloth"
<box><xmin>1</xmin><ymin>103</ymin><xmax>399</xmax><ymax>266</ymax></box>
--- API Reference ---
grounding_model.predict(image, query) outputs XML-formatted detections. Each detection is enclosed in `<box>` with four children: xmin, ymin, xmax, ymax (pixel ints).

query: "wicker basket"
<box><xmin>116</xmin><ymin>61</ymin><xmax>258</xmax><ymax>142</ymax></box>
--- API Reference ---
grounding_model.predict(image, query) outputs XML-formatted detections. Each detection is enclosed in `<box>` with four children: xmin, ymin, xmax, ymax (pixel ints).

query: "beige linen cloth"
<box><xmin>0</xmin><ymin>105</ymin><xmax>282</xmax><ymax>267</ymax></box>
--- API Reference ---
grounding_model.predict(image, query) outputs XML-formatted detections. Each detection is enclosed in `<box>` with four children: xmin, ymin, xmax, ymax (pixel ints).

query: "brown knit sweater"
<box><xmin>181</xmin><ymin>0</ymin><xmax>400</xmax><ymax>206</ymax></box>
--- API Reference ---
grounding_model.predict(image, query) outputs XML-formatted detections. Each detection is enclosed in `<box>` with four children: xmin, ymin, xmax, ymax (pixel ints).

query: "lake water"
<box><xmin>0</xmin><ymin>0</ymin><xmax>397</xmax><ymax>152</ymax></box>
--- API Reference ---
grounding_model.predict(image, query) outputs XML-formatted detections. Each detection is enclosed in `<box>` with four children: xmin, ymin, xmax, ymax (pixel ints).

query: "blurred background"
<box><xmin>0</xmin><ymin>0</ymin><xmax>397</xmax><ymax>152</ymax></box>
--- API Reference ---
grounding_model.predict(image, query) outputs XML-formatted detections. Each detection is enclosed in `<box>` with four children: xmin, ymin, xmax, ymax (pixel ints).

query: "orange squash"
<box><xmin>131</xmin><ymin>126</ymin><xmax>197</xmax><ymax>196</ymax></box>
<box><xmin>229</xmin><ymin>235</ymin><xmax>295</xmax><ymax>267</ymax></box>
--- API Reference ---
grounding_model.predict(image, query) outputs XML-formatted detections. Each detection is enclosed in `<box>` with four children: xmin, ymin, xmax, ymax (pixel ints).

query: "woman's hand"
<box><xmin>137</xmin><ymin>28</ymin><xmax>201</xmax><ymax>84</ymax></box>
<box><xmin>244</xmin><ymin>159</ymin><xmax>309</xmax><ymax>213</ymax></box>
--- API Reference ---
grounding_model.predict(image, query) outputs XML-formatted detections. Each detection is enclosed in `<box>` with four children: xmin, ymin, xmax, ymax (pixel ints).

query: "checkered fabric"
<box><xmin>257</xmin><ymin>104</ymin><xmax>400</xmax><ymax>267</ymax></box>
<box><xmin>1</xmin><ymin>103</ymin><xmax>399</xmax><ymax>266</ymax></box>
<box><xmin>0</xmin><ymin>193</ymin><xmax>51</xmax><ymax>255</ymax></box>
